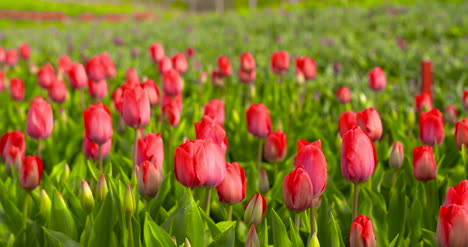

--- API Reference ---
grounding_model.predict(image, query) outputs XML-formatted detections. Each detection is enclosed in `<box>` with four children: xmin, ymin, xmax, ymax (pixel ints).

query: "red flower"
<box><xmin>283</xmin><ymin>166</ymin><xmax>314</xmax><ymax>212</ymax></box>
<box><xmin>336</xmin><ymin>86</ymin><xmax>351</xmax><ymax>105</ymax></box>
<box><xmin>216</xmin><ymin>162</ymin><xmax>246</xmax><ymax>204</ymax></box>
<box><xmin>83</xmin><ymin>102</ymin><xmax>113</xmax><ymax>145</ymax></box>
<box><xmin>26</xmin><ymin>96</ymin><xmax>54</xmax><ymax>140</ymax></box>
<box><xmin>270</xmin><ymin>50</ymin><xmax>289</xmax><ymax>75</ymax></box>
<box><xmin>349</xmin><ymin>215</ymin><xmax>377</xmax><ymax>247</ymax></box>
<box><xmin>338</xmin><ymin>111</ymin><xmax>357</xmax><ymax>138</ymax></box>
<box><xmin>419</xmin><ymin>108</ymin><xmax>444</xmax><ymax>146</ymax></box>
<box><xmin>368</xmin><ymin>66</ymin><xmax>386</xmax><ymax>91</ymax></box>
<box><xmin>412</xmin><ymin>145</ymin><xmax>437</xmax><ymax>182</ymax></box>
<box><xmin>246</xmin><ymin>104</ymin><xmax>272</xmax><ymax>138</ymax></box>
<box><xmin>20</xmin><ymin>156</ymin><xmax>44</xmax><ymax>190</ymax></box>
<box><xmin>264</xmin><ymin>130</ymin><xmax>287</xmax><ymax>162</ymax></box>
<box><xmin>356</xmin><ymin>107</ymin><xmax>383</xmax><ymax>141</ymax></box>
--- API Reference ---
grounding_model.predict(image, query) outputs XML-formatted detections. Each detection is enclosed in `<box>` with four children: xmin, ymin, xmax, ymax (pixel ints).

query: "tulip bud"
<box><xmin>216</xmin><ymin>162</ymin><xmax>246</xmax><ymax>204</ymax></box>
<box><xmin>368</xmin><ymin>67</ymin><xmax>386</xmax><ymax>92</ymax></box>
<box><xmin>137</xmin><ymin>133</ymin><xmax>164</xmax><ymax>168</ymax></box>
<box><xmin>389</xmin><ymin>141</ymin><xmax>404</xmax><ymax>168</ymax></box>
<box><xmin>415</xmin><ymin>92</ymin><xmax>432</xmax><ymax>112</ymax></box>
<box><xmin>270</xmin><ymin>51</ymin><xmax>289</xmax><ymax>75</ymax></box>
<box><xmin>259</xmin><ymin>170</ymin><xmax>270</xmax><ymax>194</ymax></box>
<box><xmin>186</xmin><ymin>47</ymin><xmax>195</xmax><ymax>58</ymax></box>
<box><xmin>9</xmin><ymin>78</ymin><xmax>25</xmax><ymax>102</ymax></box>
<box><xmin>356</xmin><ymin>107</ymin><xmax>383</xmax><ymax>141</ymax></box>
<box><xmin>338</xmin><ymin>111</ymin><xmax>357</xmax><ymax>138</ymax></box>
<box><xmin>436</xmin><ymin>205</ymin><xmax>468</xmax><ymax>247</ymax></box>
<box><xmin>203</xmin><ymin>99</ymin><xmax>225</xmax><ymax>125</ymax></box>
<box><xmin>455</xmin><ymin>119</ymin><xmax>468</xmax><ymax>151</ymax></box>
<box><xmin>341</xmin><ymin>127</ymin><xmax>377</xmax><ymax>184</ymax></box>
<box><xmin>263</xmin><ymin>130</ymin><xmax>287</xmax><ymax>163</ymax></box>
<box><xmin>80</xmin><ymin>180</ymin><xmax>95</xmax><ymax>213</ymax></box>
<box><xmin>444</xmin><ymin>180</ymin><xmax>468</xmax><ymax>211</ymax></box>
<box><xmin>40</xmin><ymin>189</ymin><xmax>51</xmax><ymax>219</ymax></box>
<box><xmin>0</xmin><ymin>130</ymin><xmax>25</xmax><ymax>171</ymax></box>
<box><xmin>463</xmin><ymin>90</ymin><xmax>468</xmax><ymax>112</ymax></box>
<box><xmin>412</xmin><ymin>146</ymin><xmax>437</xmax><ymax>182</ymax></box>
<box><xmin>246</xmin><ymin>104</ymin><xmax>272</xmax><ymax>138</ymax></box>
<box><xmin>26</xmin><ymin>96</ymin><xmax>54</xmax><ymax>140</ymax></box>
<box><xmin>336</xmin><ymin>86</ymin><xmax>351</xmax><ymax>105</ymax></box>
<box><xmin>308</xmin><ymin>233</ymin><xmax>320</xmax><ymax>247</ymax></box>
<box><xmin>125</xmin><ymin>185</ymin><xmax>134</xmax><ymax>215</ymax></box>
<box><xmin>244</xmin><ymin>193</ymin><xmax>267</xmax><ymax>226</ymax></box>
<box><xmin>195</xmin><ymin>116</ymin><xmax>228</xmax><ymax>154</ymax></box>
<box><xmin>185</xmin><ymin>238</ymin><xmax>192</xmax><ymax>247</ymax></box>
<box><xmin>445</xmin><ymin>105</ymin><xmax>458</xmax><ymax>125</ymax></box>
<box><xmin>136</xmin><ymin>161</ymin><xmax>164</xmax><ymax>197</ymax></box>
<box><xmin>96</xmin><ymin>174</ymin><xmax>108</xmax><ymax>203</ymax></box>
<box><xmin>246</xmin><ymin>225</ymin><xmax>260</xmax><ymax>247</ymax></box>
<box><xmin>61</xmin><ymin>164</ymin><xmax>70</xmax><ymax>182</ymax></box>
<box><xmin>349</xmin><ymin>215</ymin><xmax>377</xmax><ymax>247</ymax></box>
<box><xmin>294</xmin><ymin>140</ymin><xmax>328</xmax><ymax>198</ymax></box>
<box><xmin>419</xmin><ymin>109</ymin><xmax>444</xmax><ymax>146</ymax></box>
<box><xmin>283</xmin><ymin>166</ymin><xmax>314</xmax><ymax>212</ymax></box>
<box><xmin>20</xmin><ymin>156</ymin><xmax>44</xmax><ymax>190</ymax></box>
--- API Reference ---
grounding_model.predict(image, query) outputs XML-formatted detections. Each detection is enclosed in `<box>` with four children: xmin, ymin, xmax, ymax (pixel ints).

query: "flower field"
<box><xmin>0</xmin><ymin>1</ymin><xmax>468</xmax><ymax>246</ymax></box>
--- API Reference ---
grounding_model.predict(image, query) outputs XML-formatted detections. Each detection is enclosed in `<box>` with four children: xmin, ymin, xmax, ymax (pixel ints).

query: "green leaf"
<box><xmin>289</xmin><ymin>217</ymin><xmax>304</xmax><ymax>247</ymax></box>
<box><xmin>389</xmin><ymin>234</ymin><xmax>399</xmax><ymax>247</ymax></box>
<box><xmin>88</xmin><ymin>187</ymin><xmax>116</xmax><ymax>247</ymax></box>
<box><xmin>199</xmin><ymin>206</ymin><xmax>222</xmax><ymax>237</ymax></box>
<box><xmin>44</xmin><ymin>228</ymin><xmax>81</xmax><ymax>247</ymax></box>
<box><xmin>208</xmin><ymin>221</ymin><xmax>236</xmax><ymax>247</ymax></box>
<box><xmin>329</xmin><ymin>213</ymin><xmax>345</xmax><ymax>247</ymax></box>
<box><xmin>162</xmin><ymin>189</ymin><xmax>205</xmax><ymax>246</ymax></box>
<box><xmin>49</xmin><ymin>193</ymin><xmax>78</xmax><ymax>241</ymax></box>
<box><xmin>271</xmin><ymin>209</ymin><xmax>291</xmax><ymax>247</ymax></box>
<box><xmin>144</xmin><ymin>214</ymin><xmax>177</xmax><ymax>247</ymax></box>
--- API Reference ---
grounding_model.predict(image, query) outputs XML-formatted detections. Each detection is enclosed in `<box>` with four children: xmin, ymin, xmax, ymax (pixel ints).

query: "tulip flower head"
<box><xmin>349</xmin><ymin>215</ymin><xmax>377</xmax><ymax>247</ymax></box>
<box><xmin>216</xmin><ymin>162</ymin><xmax>246</xmax><ymax>204</ymax></box>
<box><xmin>412</xmin><ymin>145</ymin><xmax>437</xmax><ymax>182</ymax></box>
<box><xmin>283</xmin><ymin>166</ymin><xmax>314</xmax><ymax>212</ymax></box>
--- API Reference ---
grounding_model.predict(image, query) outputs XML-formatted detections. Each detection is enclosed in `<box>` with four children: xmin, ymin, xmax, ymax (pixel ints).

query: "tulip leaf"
<box><xmin>272</xmin><ymin>209</ymin><xmax>292</xmax><ymax>247</ymax></box>
<box><xmin>208</xmin><ymin>221</ymin><xmax>236</xmax><ymax>247</ymax></box>
<box><xmin>329</xmin><ymin>213</ymin><xmax>345</xmax><ymax>247</ymax></box>
<box><xmin>162</xmin><ymin>189</ymin><xmax>205</xmax><ymax>246</ymax></box>
<box><xmin>49</xmin><ymin>193</ymin><xmax>78</xmax><ymax>241</ymax></box>
<box><xmin>289</xmin><ymin>218</ymin><xmax>304</xmax><ymax>247</ymax></box>
<box><xmin>88</xmin><ymin>186</ymin><xmax>116</xmax><ymax>247</ymax></box>
<box><xmin>199</xmin><ymin>206</ymin><xmax>222</xmax><ymax>237</ymax></box>
<box><xmin>144</xmin><ymin>214</ymin><xmax>176</xmax><ymax>247</ymax></box>
<box><xmin>0</xmin><ymin>198</ymin><xmax>23</xmax><ymax>234</ymax></box>
<box><xmin>389</xmin><ymin>234</ymin><xmax>399</xmax><ymax>247</ymax></box>
<box><xmin>43</xmin><ymin>227</ymin><xmax>81</xmax><ymax>247</ymax></box>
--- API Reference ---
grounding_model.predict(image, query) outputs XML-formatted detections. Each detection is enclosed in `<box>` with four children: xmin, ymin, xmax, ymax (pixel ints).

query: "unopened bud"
<box><xmin>80</xmin><ymin>179</ymin><xmax>95</xmax><ymax>213</ymax></box>
<box><xmin>259</xmin><ymin>170</ymin><xmax>270</xmax><ymax>194</ymax></box>
<box><xmin>40</xmin><ymin>189</ymin><xmax>51</xmax><ymax>219</ymax></box>
<box><xmin>125</xmin><ymin>185</ymin><xmax>134</xmax><ymax>215</ymax></box>
<box><xmin>389</xmin><ymin>142</ymin><xmax>404</xmax><ymax>168</ymax></box>
<box><xmin>246</xmin><ymin>225</ymin><xmax>260</xmax><ymax>247</ymax></box>
<box><xmin>244</xmin><ymin>193</ymin><xmax>267</xmax><ymax>226</ymax></box>
<box><xmin>96</xmin><ymin>174</ymin><xmax>108</xmax><ymax>203</ymax></box>
<box><xmin>61</xmin><ymin>164</ymin><xmax>70</xmax><ymax>182</ymax></box>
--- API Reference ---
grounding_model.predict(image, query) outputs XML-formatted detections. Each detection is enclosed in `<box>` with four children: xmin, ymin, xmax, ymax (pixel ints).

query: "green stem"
<box><xmin>310</xmin><ymin>207</ymin><xmax>316</xmax><ymax>235</ymax></box>
<box><xmin>352</xmin><ymin>183</ymin><xmax>359</xmax><ymax>220</ymax></box>
<box><xmin>98</xmin><ymin>144</ymin><xmax>103</xmax><ymax>172</ymax></box>
<box><xmin>133</xmin><ymin>128</ymin><xmax>139</xmax><ymax>166</ymax></box>
<box><xmin>424</xmin><ymin>182</ymin><xmax>430</xmax><ymax>206</ymax></box>
<box><xmin>295</xmin><ymin>213</ymin><xmax>301</xmax><ymax>230</ymax></box>
<box><xmin>127</xmin><ymin>216</ymin><xmax>134</xmax><ymax>247</ymax></box>
<box><xmin>80</xmin><ymin>88</ymin><xmax>86</xmax><ymax>110</ymax></box>
<box><xmin>23</xmin><ymin>191</ymin><xmax>30</xmax><ymax>228</ymax></box>
<box><xmin>257</xmin><ymin>139</ymin><xmax>263</xmax><ymax>175</ymax></box>
<box><xmin>227</xmin><ymin>205</ymin><xmax>233</xmax><ymax>221</ymax></box>
<box><xmin>205</xmin><ymin>188</ymin><xmax>212</xmax><ymax>215</ymax></box>
<box><xmin>37</xmin><ymin>140</ymin><xmax>42</xmax><ymax>158</ymax></box>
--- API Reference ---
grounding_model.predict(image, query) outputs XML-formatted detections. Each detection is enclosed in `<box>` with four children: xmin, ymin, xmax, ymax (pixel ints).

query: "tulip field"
<box><xmin>1</xmin><ymin>1</ymin><xmax>468</xmax><ymax>246</ymax></box>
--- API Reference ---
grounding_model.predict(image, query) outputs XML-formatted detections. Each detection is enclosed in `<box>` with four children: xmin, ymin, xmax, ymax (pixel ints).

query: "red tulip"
<box><xmin>18</xmin><ymin>43</ymin><xmax>31</xmax><ymax>60</ymax></box>
<box><xmin>0</xmin><ymin>48</ymin><xmax>5</xmax><ymax>64</ymax></box>
<box><xmin>356</xmin><ymin>107</ymin><xmax>383</xmax><ymax>141</ymax></box>
<box><xmin>83</xmin><ymin>135</ymin><xmax>111</xmax><ymax>161</ymax></box>
<box><xmin>122</xmin><ymin>85</ymin><xmax>151</xmax><ymax>129</ymax></box>
<box><xmin>445</xmin><ymin>105</ymin><xmax>458</xmax><ymax>125</ymax></box>
<box><xmin>420</xmin><ymin>108</ymin><xmax>444</xmax><ymax>146</ymax></box>
<box><xmin>0</xmin><ymin>130</ymin><xmax>25</xmax><ymax>169</ymax></box>
<box><xmin>0</xmin><ymin>70</ymin><xmax>5</xmax><ymax>92</ymax></box>
<box><xmin>246</xmin><ymin>104</ymin><xmax>272</xmax><ymax>138</ymax></box>
<box><xmin>88</xmin><ymin>79</ymin><xmax>108</xmax><ymax>101</ymax></box>
<box><xmin>283</xmin><ymin>166</ymin><xmax>314</xmax><ymax>212</ymax></box>
<box><xmin>240</xmin><ymin>52</ymin><xmax>256</xmax><ymax>72</ymax></box>
<box><xmin>112</xmin><ymin>82</ymin><xmax>136</xmax><ymax>114</ymax></box>
<box><xmin>264</xmin><ymin>130</ymin><xmax>287</xmax><ymax>162</ymax></box>
<box><xmin>37</xmin><ymin>63</ymin><xmax>56</xmax><ymax>90</ymax></box>
<box><xmin>270</xmin><ymin>50</ymin><xmax>289</xmax><ymax>75</ymax></box>
<box><xmin>172</xmin><ymin>52</ymin><xmax>188</xmax><ymax>74</ymax></box>
<box><xmin>456</xmin><ymin>119</ymin><xmax>468</xmax><ymax>151</ymax></box>
<box><xmin>244</xmin><ymin>193</ymin><xmax>267</xmax><ymax>226</ymax></box>
<box><xmin>67</xmin><ymin>62</ymin><xmax>88</xmax><ymax>90</ymax></box>
<box><xmin>149</xmin><ymin>43</ymin><xmax>165</xmax><ymax>62</ymax></box>
<box><xmin>216</xmin><ymin>162</ymin><xmax>246</xmax><ymax>204</ymax></box>
<box><xmin>186</xmin><ymin>47</ymin><xmax>195</xmax><ymax>58</ymax></box>
<box><xmin>162</xmin><ymin>94</ymin><xmax>182</xmax><ymax>128</ymax></box>
<box><xmin>295</xmin><ymin>56</ymin><xmax>316</xmax><ymax>81</ymax></box>
<box><xmin>19</xmin><ymin>156</ymin><xmax>43</xmax><ymax>190</ymax></box>
<box><xmin>195</xmin><ymin>116</ymin><xmax>228</xmax><ymax>154</ymax></box>
<box><xmin>294</xmin><ymin>140</ymin><xmax>327</xmax><ymax>198</ymax></box>
<box><xmin>238</xmin><ymin>69</ymin><xmax>256</xmax><ymax>84</ymax></box>
<box><xmin>58</xmin><ymin>55</ymin><xmax>72</xmax><ymax>74</ymax></box>
<box><xmin>48</xmin><ymin>79</ymin><xmax>68</xmax><ymax>104</ymax></box>
<box><xmin>217</xmin><ymin>56</ymin><xmax>232</xmax><ymax>77</ymax></box>
<box><xmin>86</xmin><ymin>55</ymin><xmax>106</xmax><ymax>82</ymax></box>
<box><xmin>100</xmin><ymin>53</ymin><xmax>116</xmax><ymax>79</ymax></box>
<box><xmin>83</xmin><ymin>102</ymin><xmax>113</xmax><ymax>145</ymax></box>
<box><xmin>5</xmin><ymin>49</ymin><xmax>18</xmax><ymax>67</ymax></box>
<box><xmin>437</xmin><ymin>205</ymin><xmax>468</xmax><ymax>247</ymax></box>
<box><xmin>415</xmin><ymin>92</ymin><xmax>433</xmax><ymax>112</ymax></box>
<box><xmin>444</xmin><ymin>180</ymin><xmax>468</xmax><ymax>212</ymax></box>
<box><xmin>339</xmin><ymin>111</ymin><xmax>357</xmax><ymax>138</ymax></box>
<box><xmin>137</xmin><ymin>133</ymin><xmax>164</xmax><ymax>167</ymax></box>
<box><xmin>9</xmin><ymin>78</ymin><xmax>25</xmax><ymax>101</ymax></box>
<box><xmin>211</xmin><ymin>71</ymin><xmax>224</xmax><ymax>87</ymax></box>
<box><xmin>174</xmin><ymin>139</ymin><xmax>226</xmax><ymax>188</ymax></box>
<box><xmin>136</xmin><ymin>160</ymin><xmax>164</xmax><ymax>197</ymax></box>
<box><xmin>142</xmin><ymin>79</ymin><xmax>160</xmax><ymax>107</ymax></box>
<box><xmin>203</xmin><ymin>99</ymin><xmax>225</xmax><ymax>124</ymax></box>
<box><xmin>26</xmin><ymin>96</ymin><xmax>54</xmax><ymax>140</ymax></box>
<box><xmin>349</xmin><ymin>215</ymin><xmax>377</xmax><ymax>247</ymax></box>
<box><xmin>157</xmin><ymin>56</ymin><xmax>173</xmax><ymax>74</ymax></box>
<box><xmin>336</xmin><ymin>86</ymin><xmax>351</xmax><ymax>105</ymax></box>
<box><xmin>162</xmin><ymin>69</ymin><xmax>183</xmax><ymax>96</ymax></box>
<box><xmin>389</xmin><ymin>141</ymin><xmax>404</xmax><ymax>168</ymax></box>
<box><xmin>341</xmin><ymin>126</ymin><xmax>377</xmax><ymax>184</ymax></box>
<box><xmin>463</xmin><ymin>90</ymin><xmax>468</xmax><ymax>111</ymax></box>
<box><xmin>412</xmin><ymin>145</ymin><xmax>437</xmax><ymax>182</ymax></box>
<box><xmin>125</xmin><ymin>68</ymin><xmax>140</xmax><ymax>84</ymax></box>
<box><xmin>368</xmin><ymin>66</ymin><xmax>386</xmax><ymax>91</ymax></box>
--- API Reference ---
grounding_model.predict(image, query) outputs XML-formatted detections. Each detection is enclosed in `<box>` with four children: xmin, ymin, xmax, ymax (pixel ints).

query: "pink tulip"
<box><xmin>136</xmin><ymin>160</ymin><xmax>164</xmax><ymax>197</ymax></box>
<box><xmin>270</xmin><ymin>51</ymin><xmax>289</xmax><ymax>75</ymax></box>
<box><xmin>419</xmin><ymin>108</ymin><xmax>444</xmax><ymax>146</ymax></box>
<box><xmin>9</xmin><ymin>78</ymin><xmax>25</xmax><ymax>101</ymax></box>
<box><xmin>283</xmin><ymin>166</ymin><xmax>314</xmax><ymax>211</ymax></box>
<box><xmin>137</xmin><ymin>133</ymin><xmax>164</xmax><ymax>167</ymax></box>
<box><xmin>216</xmin><ymin>162</ymin><xmax>246</xmax><ymax>204</ymax></box>
<box><xmin>437</xmin><ymin>205</ymin><xmax>468</xmax><ymax>247</ymax></box>
<box><xmin>162</xmin><ymin>94</ymin><xmax>182</xmax><ymax>128</ymax></box>
<box><xmin>203</xmin><ymin>99</ymin><xmax>225</xmax><ymax>124</ymax></box>
<box><xmin>294</xmin><ymin>140</ymin><xmax>327</xmax><ymax>198</ymax></box>
<box><xmin>26</xmin><ymin>96</ymin><xmax>54</xmax><ymax>140</ymax></box>
<box><xmin>88</xmin><ymin>79</ymin><xmax>108</xmax><ymax>101</ymax></box>
<box><xmin>349</xmin><ymin>215</ymin><xmax>377</xmax><ymax>247</ymax></box>
<box><xmin>336</xmin><ymin>86</ymin><xmax>351</xmax><ymax>105</ymax></box>
<box><xmin>48</xmin><ymin>79</ymin><xmax>68</xmax><ymax>104</ymax></box>
<box><xmin>83</xmin><ymin>102</ymin><xmax>113</xmax><ymax>145</ymax></box>
<box><xmin>195</xmin><ymin>116</ymin><xmax>228</xmax><ymax>154</ymax></box>
<box><xmin>37</xmin><ymin>63</ymin><xmax>56</xmax><ymax>90</ymax></box>
<box><xmin>356</xmin><ymin>107</ymin><xmax>383</xmax><ymax>141</ymax></box>
<box><xmin>66</xmin><ymin>62</ymin><xmax>88</xmax><ymax>90</ymax></box>
<box><xmin>415</xmin><ymin>92</ymin><xmax>433</xmax><ymax>112</ymax></box>
<box><xmin>412</xmin><ymin>145</ymin><xmax>437</xmax><ymax>182</ymax></box>
<box><xmin>172</xmin><ymin>52</ymin><xmax>188</xmax><ymax>74</ymax></box>
<box><xmin>122</xmin><ymin>85</ymin><xmax>151</xmax><ymax>129</ymax></box>
<box><xmin>149</xmin><ymin>43</ymin><xmax>165</xmax><ymax>62</ymax></box>
<box><xmin>0</xmin><ymin>130</ymin><xmax>25</xmax><ymax>170</ymax></box>
<box><xmin>162</xmin><ymin>69</ymin><xmax>183</xmax><ymax>96</ymax></box>
<box><xmin>142</xmin><ymin>79</ymin><xmax>160</xmax><ymax>107</ymax></box>
<box><xmin>246</xmin><ymin>104</ymin><xmax>272</xmax><ymax>138</ymax></box>
<box><xmin>264</xmin><ymin>130</ymin><xmax>287</xmax><ymax>163</ymax></box>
